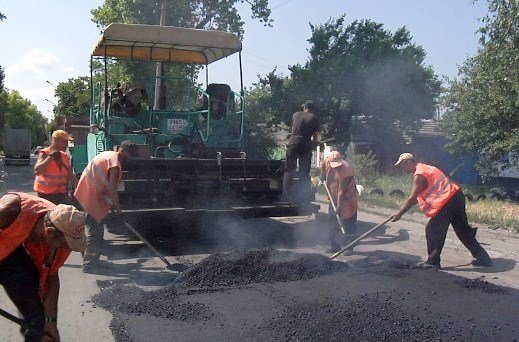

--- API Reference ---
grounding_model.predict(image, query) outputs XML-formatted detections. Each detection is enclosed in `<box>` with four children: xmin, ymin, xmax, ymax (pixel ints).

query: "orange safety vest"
<box><xmin>0</xmin><ymin>192</ymin><xmax>54</xmax><ymax>261</ymax></box>
<box><xmin>34</xmin><ymin>147</ymin><xmax>71</xmax><ymax>194</ymax></box>
<box><xmin>325</xmin><ymin>159</ymin><xmax>358</xmax><ymax>219</ymax></box>
<box><xmin>415</xmin><ymin>163</ymin><xmax>460</xmax><ymax>217</ymax></box>
<box><xmin>74</xmin><ymin>151</ymin><xmax>121</xmax><ymax>223</ymax></box>
<box><xmin>0</xmin><ymin>193</ymin><xmax>71</xmax><ymax>299</ymax></box>
<box><xmin>25</xmin><ymin>242</ymin><xmax>70</xmax><ymax>299</ymax></box>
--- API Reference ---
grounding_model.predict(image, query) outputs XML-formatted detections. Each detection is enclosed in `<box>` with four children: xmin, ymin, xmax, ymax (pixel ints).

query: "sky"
<box><xmin>0</xmin><ymin>0</ymin><xmax>489</xmax><ymax>120</ymax></box>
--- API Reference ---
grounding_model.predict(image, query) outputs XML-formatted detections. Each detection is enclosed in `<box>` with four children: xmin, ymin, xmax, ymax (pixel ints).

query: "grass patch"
<box><xmin>466</xmin><ymin>200</ymin><xmax>519</xmax><ymax>232</ymax></box>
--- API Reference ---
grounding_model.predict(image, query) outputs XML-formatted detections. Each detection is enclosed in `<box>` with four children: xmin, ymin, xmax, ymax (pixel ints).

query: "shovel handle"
<box><xmin>323</xmin><ymin>182</ymin><xmax>346</xmax><ymax>234</ymax></box>
<box><xmin>0</xmin><ymin>307</ymin><xmax>49</xmax><ymax>339</ymax></box>
<box><xmin>123</xmin><ymin>221</ymin><xmax>173</xmax><ymax>268</ymax></box>
<box><xmin>330</xmin><ymin>217</ymin><xmax>392</xmax><ymax>260</ymax></box>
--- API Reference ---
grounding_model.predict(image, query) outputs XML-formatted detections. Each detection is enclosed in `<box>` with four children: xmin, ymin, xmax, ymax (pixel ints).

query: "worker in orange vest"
<box><xmin>0</xmin><ymin>192</ymin><xmax>86</xmax><ymax>342</ymax></box>
<box><xmin>34</xmin><ymin>130</ymin><xmax>77</xmax><ymax>205</ymax></box>
<box><xmin>390</xmin><ymin>153</ymin><xmax>492</xmax><ymax>270</ymax></box>
<box><xmin>74</xmin><ymin>140</ymin><xmax>137</xmax><ymax>273</ymax></box>
<box><xmin>320</xmin><ymin>151</ymin><xmax>359</xmax><ymax>253</ymax></box>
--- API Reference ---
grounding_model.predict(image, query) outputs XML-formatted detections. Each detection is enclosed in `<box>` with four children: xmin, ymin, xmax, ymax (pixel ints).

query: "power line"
<box><xmin>272</xmin><ymin>0</ymin><xmax>294</xmax><ymax>10</ymax></box>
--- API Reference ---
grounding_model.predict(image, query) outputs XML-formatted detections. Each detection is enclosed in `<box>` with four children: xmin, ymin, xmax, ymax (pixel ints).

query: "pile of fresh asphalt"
<box><xmin>92</xmin><ymin>284</ymin><xmax>210</xmax><ymax>320</ymax></box>
<box><xmin>92</xmin><ymin>249</ymin><xmax>518</xmax><ymax>342</ymax></box>
<box><xmin>180</xmin><ymin>249</ymin><xmax>348</xmax><ymax>287</ymax></box>
<box><xmin>93</xmin><ymin>249</ymin><xmax>349</xmax><ymax>341</ymax></box>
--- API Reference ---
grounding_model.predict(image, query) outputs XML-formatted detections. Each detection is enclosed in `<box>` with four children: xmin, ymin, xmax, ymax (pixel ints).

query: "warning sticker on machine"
<box><xmin>167</xmin><ymin>119</ymin><xmax>189</xmax><ymax>133</ymax></box>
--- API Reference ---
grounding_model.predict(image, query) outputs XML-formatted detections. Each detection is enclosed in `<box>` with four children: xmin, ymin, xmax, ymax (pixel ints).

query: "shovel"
<box><xmin>0</xmin><ymin>307</ymin><xmax>50</xmax><ymax>339</ymax></box>
<box><xmin>330</xmin><ymin>217</ymin><xmax>392</xmax><ymax>260</ymax></box>
<box><xmin>323</xmin><ymin>182</ymin><xmax>346</xmax><ymax>234</ymax></box>
<box><xmin>123</xmin><ymin>221</ymin><xmax>183</xmax><ymax>272</ymax></box>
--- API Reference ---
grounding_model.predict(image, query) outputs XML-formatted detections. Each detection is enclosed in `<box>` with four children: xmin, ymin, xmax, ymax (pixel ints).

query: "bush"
<box><xmin>353</xmin><ymin>151</ymin><xmax>379</xmax><ymax>187</ymax></box>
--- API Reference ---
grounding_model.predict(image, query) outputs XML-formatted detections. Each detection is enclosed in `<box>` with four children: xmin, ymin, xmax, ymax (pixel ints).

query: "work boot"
<box><xmin>471</xmin><ymin>258</ymin><xmax>492</xmax><ymax>267</ymax></box>
<box><xmin>82</xmin><ymin>249</ymin><xmax>101</xmax><ymax>273</ymax></box>
<box><xmin>325</xmin><ymin>241</ymin><xmax>341</xmax><ymax>254</ymax></box>
<box><xmin>416</xmin><ymin>261</ymin><xmax>441</xmax><ymax>270</ymax></box>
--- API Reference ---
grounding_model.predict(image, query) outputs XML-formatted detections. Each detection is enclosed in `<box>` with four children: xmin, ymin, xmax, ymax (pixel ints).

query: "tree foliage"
<box><xmin>442</xmin><ymin>0</ymin><xmax>519</xmax><ymax>170</ymax></box>
<box><xmin>248</xmin><ymin>16</ymin><xmax>441</xmax><ymax>148</ymax></box>
<box><xmin>91</xmin><ymin>0</ymin><xmax>272</xmax><ymax>37</ymax></box>
<box><xmin>53</xmin><ymin>77</ymin><xmax>90</xmax><ymax>117</ymax></box>
<box><xmin>0</xmin><ymin>66</ymin><xmax>6</xmax><ymax>136</ymax></box>
<box><xmin>2</xmin><ymin>90</ymin><xmax>48</xmax><ymax>146</ymax></box>
<box><xmin>0</xmin><ymin>66</ymin><xmax>4</xmax><ymax>91</ymax></box>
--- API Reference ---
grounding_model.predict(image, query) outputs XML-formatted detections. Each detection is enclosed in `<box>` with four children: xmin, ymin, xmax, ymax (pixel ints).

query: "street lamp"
<box><xmin>45</xmin><ymin>98</ymin><xmax>56</xmax><ymax>105</ymax></box>
<box><xmin>46</xmin><ymin>80</ymin><xmax>57</xmax><ymax>88</ymax></box>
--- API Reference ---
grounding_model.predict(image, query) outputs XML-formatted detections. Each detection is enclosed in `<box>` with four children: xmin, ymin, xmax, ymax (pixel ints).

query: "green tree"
<box><xmin>442</xmin><ymin>0</ymin><xmax>519</xmax><ymax>170</ymax></box>
<box><xmin>4</xmin><ymin>90</ymin><xmax>48</xmax><ymax>145</ymax></box>
<box><xmin>250</xmin><ymin>16</ymin><xmax>441</xmax><ymax>148</ymax></box>
<box><xmin>243</xmin><ymin>85</ymin><xmax>279</xmax><ymax>158</ymax></box>
<box><xmin>0</xmin><ymin>66</ymin><xmax>4</xmax><ymax>91</ymax></box>
<box><xmin>0</xmin><ymin>66</ymin><xmax>7</xmax><ymax>141</ymax></box>
<box><xmin>91</xmin><ymin>0</ymin><xmax>272</xmax><ymax>36</ymax></box>
<box><xmin>53</xmin><ymin>76</ymin><xmax>90</xmax><ymax>117</ymax></box>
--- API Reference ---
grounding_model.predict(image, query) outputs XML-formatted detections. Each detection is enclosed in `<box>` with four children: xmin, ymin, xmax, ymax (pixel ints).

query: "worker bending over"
<box><xmin>390</xmin><ymin>153</ymin><xmax>492</xmax><ymax>270</ymax></box>
<box><xmin>74</xmin><ymin>140</ymin><xmax>137</xmax><ymax>273</ymax></box>
<box><xmin>320</xmin><ymin>151</ymin><xmax>359</xmax><ymax>253</ymax></box>
<box><xmin>0</xmin><ymin>193</ymin><xmax>86</xmax><ymax>342</ymax></box>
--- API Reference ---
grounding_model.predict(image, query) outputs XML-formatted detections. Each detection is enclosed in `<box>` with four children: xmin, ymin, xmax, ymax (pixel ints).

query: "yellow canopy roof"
<box><xmin>92</xmin><ymin>23</ymin><xmax>242</xmax><ymax>64</ymax></box>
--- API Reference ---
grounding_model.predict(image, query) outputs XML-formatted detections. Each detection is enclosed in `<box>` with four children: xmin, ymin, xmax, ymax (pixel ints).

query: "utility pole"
<box><xmin>153</xmin><ymin>0</ymin><xmax>167</xmax><ymax>110</ymax></box>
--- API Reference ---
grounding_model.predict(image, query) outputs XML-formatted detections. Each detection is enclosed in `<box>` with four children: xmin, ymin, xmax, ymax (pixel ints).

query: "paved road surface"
<box><xmin>1</xmin><ymin>160</ymin><xmax>517</xmax><ymax>341</ymax></box>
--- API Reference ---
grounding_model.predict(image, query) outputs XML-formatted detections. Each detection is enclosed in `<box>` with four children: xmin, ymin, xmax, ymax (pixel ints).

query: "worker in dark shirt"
<box><xmin>282</xmin><ymin>100</ymin><xmax>320</xmax><ymax>201</ymax></box>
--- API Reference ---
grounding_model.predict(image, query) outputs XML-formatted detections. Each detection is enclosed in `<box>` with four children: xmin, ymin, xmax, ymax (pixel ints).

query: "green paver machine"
<box><xmin>73</xmin><ymin>23</ymin><xmax>318</xmax><ymax>226</ymax></box>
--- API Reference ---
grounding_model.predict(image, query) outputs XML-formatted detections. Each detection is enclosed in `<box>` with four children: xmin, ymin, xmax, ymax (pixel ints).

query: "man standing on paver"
<box><xmin>389</xmin><ymin>153</ymin><xmax>492</xmax><ymax>269</ymax></box>
<box><xmin>0</xmin><ymin>192</ymin><xmax>86</xmax><ymax>342</ymax></box>
<box><xmin>34</xmin><ymin>130</ymin><xmax>77</xmax><ymax>205</ymax></box>
<box><xmin>320</xmin><ymin>151</ymin><xmax>359</xmax><ymax>253</ymax></box>
<box><xmin>282</xmin><ymin>100</ymin><xmax>320</xmax><ymax>201</ymax></box>
<box><xmin>74</xmin><ymin>140</ymin><xmax>137</xmax><ymax>273</ymax></box>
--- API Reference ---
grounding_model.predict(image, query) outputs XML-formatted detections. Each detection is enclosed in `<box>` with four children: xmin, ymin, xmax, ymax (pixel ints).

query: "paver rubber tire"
<box><xmin>368</xmin><ymin>188</ymin><xmax>384</xmax><ymax>196</ymax></box>
<box><xmin>504</xmin><ymin>190</ymin><xmax>517</xmax><ymax>201</ymax></box>
<box><xmin>464</xmin><ymin>193</ymin><xmax>474</xmax><ymax>201</ymax></box>
<box><xmin>475</xmin><ymin>193</ymin><xmax>486</xmax><ymax>201</ymax></box>
<box><xmin>489</xmin><ymin>192</ymin><xmax>503</xmax><ymax>201</ymax></box>
<box><xmin>388</xmin><ymin>189</ymin><xmax>405</xmax><ymax>198</ymax></box>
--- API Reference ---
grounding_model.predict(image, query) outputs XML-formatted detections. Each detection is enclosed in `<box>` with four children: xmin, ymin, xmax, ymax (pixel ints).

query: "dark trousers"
<box><xmin>283</xmin><ymin>144</ymin><xmax>312</xmax><ymax>197</ymax></box>
<box><xmin>0</xmin><ymin>247</ymin><xmax>45</xmax><ymax>342</ymax></box>
<box><xmin>83</xmin><ymin>214</ymin><xmax>105</xmax><ymax>264</ymax></box>
<box><xmin>425</xmin><ymin>191</ymin><xmax>491</xmax><ymax>266</ymax></box>
<box><xmin>328</xmin><ymin>203</ymin><xmax>357</xmax><ymax>247</ymax></box>
<box><xmin>37</xmin><ymin>192</ymin><xmax>71</xmax><ymax>205</ymax></box>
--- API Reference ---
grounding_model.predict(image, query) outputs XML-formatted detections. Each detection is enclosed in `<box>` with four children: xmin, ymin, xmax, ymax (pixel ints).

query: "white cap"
<box><xmin>394</xmin><ymin>153</ymin><xmax>415</xmax><ymax>166</ymax></box>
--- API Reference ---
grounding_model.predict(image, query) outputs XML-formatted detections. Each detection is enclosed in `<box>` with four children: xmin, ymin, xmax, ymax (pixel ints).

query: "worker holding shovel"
<box><xmin>319</xmin><ymin>151</ymin><xmax>359</xmax><ymax>253</ymax></box>
<box><xmin>0</xmin><ymin>193</ymin><xmax>86</xmax><ymax>341</ymax></box>
<box><xmin>74</xmin><ymin>140</ymin><xmax>137</xmax><ymax>273</ymax></box>
<box><xmin>390</xmin><ymin>153</ymin><xmax>492</xmax><ymax>270</ymax></box>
